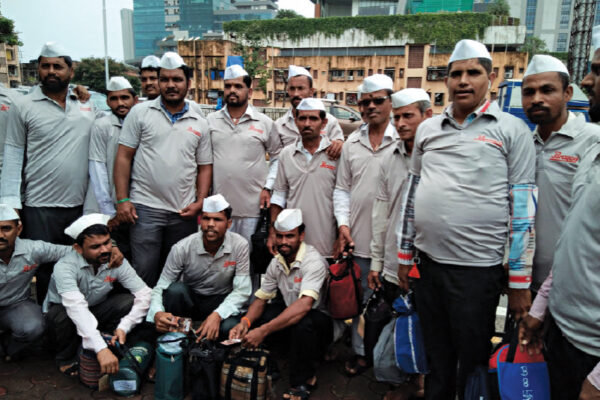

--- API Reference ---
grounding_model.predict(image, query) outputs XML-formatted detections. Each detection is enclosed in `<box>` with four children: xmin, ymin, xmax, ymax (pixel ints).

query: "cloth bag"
<box><xmin>393</xmin><ymin>293</ymin><xmax>428</xmax><ymax>374</ymax></box>
<box><xmin>327</xmin><ymin>254</ymin><xmax>363</xmax><ymax>319</ymax></box>
<box><xmin>219</xmin><ymin>347</ymin><xmax>273</xmax><ymax>400</ymax></box>
<box><xmin>374</xmin><ymin>319</ymin><xmax>409</xmax><ymax>384</ymax></box>
<box><xmin>188</xmin><ymin>340</ymin><xmax>227</xmax><ymax>400</ymax></box>
<box><xmin>250</xmin><ymin>206</ymin><xmax>272</xmax><ymax>275</ymax></box>
<box><xmin>363</xmin><ymin>289</ymin><xmax>392</xmax><ymax>364</ymax></box>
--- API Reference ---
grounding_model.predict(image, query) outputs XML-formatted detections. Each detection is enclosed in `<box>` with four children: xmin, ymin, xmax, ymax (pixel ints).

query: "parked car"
<box><xmin>321</xmin><ymin>99</ymin><xmax>363</xmax><ymax>137</ymax></box>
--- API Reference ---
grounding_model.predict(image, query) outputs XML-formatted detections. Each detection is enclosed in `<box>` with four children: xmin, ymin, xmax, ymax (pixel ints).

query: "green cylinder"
<box><xmin>155</xmin><ymin>332</ymin><xmax>186</xmax><ymax>400</ymax></box>
<box><xmin>109</xmin><ymin>341</ymin><xmax>154</xmax><ymax>397</ymax></box>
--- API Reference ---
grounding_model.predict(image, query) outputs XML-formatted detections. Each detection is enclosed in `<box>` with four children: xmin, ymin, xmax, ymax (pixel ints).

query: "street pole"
<box><xmin>102</xmin><ymin>0</ymin><xmax>109</xmax><ymax>87</ymax></box>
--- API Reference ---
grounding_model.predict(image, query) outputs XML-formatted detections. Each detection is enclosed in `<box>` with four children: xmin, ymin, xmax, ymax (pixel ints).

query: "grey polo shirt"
<box><xmin>119</xmin><ymin>98</ymin><xmax>212</xmax><ymax>213</ymax></box>
<box><xmin>2</xmin><ymin>85</ymin><xmax>97</xmax><ymax>208</ymax></box>
<box><xmin>549</xmin><ymin>142</ymin><xmax>600</xmax><ymax>357</ymax></box>
<box><xmin>272</xmin><ymin>109</ymin><xmax>344</xmax><ymax>147</ymax></box>
<box><xmin>208</xmin><ymin>105</ymin><xmax>281</xmax><ymax>218</ymax></box>
<box><xmin>532</xmin><ymin>112</ymin><xmax>600</xmax><ymax>290</ymax></box>
<box><xmin>0</xmin><ymin>86</ymin><xmax>19</xmax><ymax>177</ymax></box>
<box><xmin>409</xmin><ymin>101</ymin><xmax>536</xmax><ymax>266</ymax></box>
<box><xmin>89</xmin><ymin>113</ymin><xmax>122</xmax><ymax>202</ymax></box>
<box><xmin>0</xmin><ymin>238</ymin><xmax>70</xmax><ymax>307</ymax></box>
<box><xmin>44</xmin><ymin>251</ymin><xmax>146</xmax><ymax>312</ymax></box>
<box><xmin>273</xmin><ymin>136</ymin><xmax>338</xmax><ymax>257</ymax></box>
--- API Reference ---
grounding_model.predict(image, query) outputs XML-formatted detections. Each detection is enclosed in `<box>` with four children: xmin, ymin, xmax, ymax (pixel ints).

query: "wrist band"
<box><xmin>241</xmin><ymin>316</ymin><xmax>251</xmax><ymax>329</ymax></box>
<box><xmin>117</xmin><ymin>198</ymin><xmax>130</xmax><ymax>204</ymax></box>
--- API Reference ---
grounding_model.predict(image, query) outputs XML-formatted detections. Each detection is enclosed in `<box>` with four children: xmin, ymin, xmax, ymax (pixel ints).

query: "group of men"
<box><xmin>0</xmin><ymin>26</ymin><xmax>599</xmax><ymax>400</ymax></box>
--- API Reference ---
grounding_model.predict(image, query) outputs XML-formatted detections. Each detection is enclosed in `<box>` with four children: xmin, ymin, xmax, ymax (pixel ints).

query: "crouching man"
<box><xmin>229</xmin><ymin>209</ymin><xmax>333</xmax><ymax>400</ymax></box>
<box><xmin>44</xmin><ymin>214</ymin><xmax>151</xmax><ymax>375</ymax></box>
<box><xmin>149</xmin><ymin>194</ymin><xmax>251</xmax><ymax>340</ymax></box>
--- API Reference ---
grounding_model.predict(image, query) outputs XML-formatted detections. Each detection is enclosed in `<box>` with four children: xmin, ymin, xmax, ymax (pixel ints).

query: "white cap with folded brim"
<box><xmin>107</xmin><ymin>76</ymin><xmax>133</xmax><ymax>92</ymax></box>
<box><xmin>592</xmin><ymin>25</ymin><xmax>600</xmax><ymax>54</ymax></box>
<box><xmin>224</xmin><ymin>64</ymin><xmax>248</xmax><ymax>80</ymax></box>
<box><xmin>362</xmin><ymin>74</ymin><xmax>393</xmax><ymax>94</ymax></box>
<box><xmin>288</xmin><ymin>65</ymin><xmax>311</xmax><ymax>78</ymax></box>
<box><xmin>0</xmin><ymin>204</ymin><xmax>19</xmax><ymax>221</ymax></box>
<box><xmin>141</xmin><ymin>55</ymin><xmax>160</xmax><ymax>69</ymax></box>
<box><xmin>160</xmin><ymin>52</ymin><xmax>186</xmax><ymax>70</ymax></box>
<box><xmin>65</xmin><ymin>214</ymin><xmax>110</xmax><ymax>239</ymax></box>
<box><xmin>297</xmin><ymin>98</ymin><xmax>325</xmax><ymax>111</ymax></box>
<box><xmin>523</xmin><ymin>54</ymin><xmax>569</xmax><ymax>78</ymax></box>
<box><xmin>274</xmin><ymin>209</ymin><xmax>303</xmax><ymax>232</ymax></box>
<box><xmin>357</xmin><ymin>84</ymin><xmax>364</xmax><ymax>100</ymax></box>
<box><xmin>391</xmin><ymin>88</ymin><xmax>430</xmax><ymax>108</ymax></box>
<box><xmin>449</xmin><ymin>39</ymin><xmax>492</xmax><ymax>63</ymax></box>
<box><xmin>202</xmin><ymin>194</ymin><xmax>230</xmax><ymax>213</ymax></box>
<box><xmin>39</xmin><ymin>42</ymin><xmax>68</xmax><ymax>58</ymax></box>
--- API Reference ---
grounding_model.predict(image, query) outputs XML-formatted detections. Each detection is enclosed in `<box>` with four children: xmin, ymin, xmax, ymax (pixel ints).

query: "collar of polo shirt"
<box><xmin>275</xmin><ymin>241</ymin><xmax>307</xmax><ymax>274</ymax></box>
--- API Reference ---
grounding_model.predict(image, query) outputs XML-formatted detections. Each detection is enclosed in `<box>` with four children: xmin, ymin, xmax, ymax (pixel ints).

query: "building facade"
<box><xmin>132</xmin><ymin>0</ymin><xmax>167</xmax><ymax>59</ymax></box>
<box><xmin>121</xmin><ymin>8</ymin><xmax>135</xmax><ymax>63</ymax></box>
<box><xmin>0</xmin><ymin>42</ymin><xmax>20</xmax><ymax>88</ymax></box>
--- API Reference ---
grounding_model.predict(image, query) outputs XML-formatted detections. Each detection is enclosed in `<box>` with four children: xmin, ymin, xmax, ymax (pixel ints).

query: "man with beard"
<box><xmin>395</xmin><ymin>40</ymin><xmax>536</xmax><ymax>398</ymax></box>
<box><xmin>139</xmin><ymin>55</ymin><xmax>160</xmax><ymax>100</ymax></box>
<box><xmin>114</xmin><ymin>52</ymin><xmax>212</xmax><ymax>286</ymax></box>
<box><xmin>581</xmin><ymin>26</ymin><xmax>600</xmax><ymax>123</ymax></box>
<box><xmin>149</xmin><ymin>194</ymin><xmax>251</xmax><ymax>340</ymax></box>
<box><xmin>44</xmin><ymin>214</ymin><xmax>150</xmax><ymax>376</ymax></box>
<box><xmin>334</xmin><ymin>74</ymin><xmax>399</xmax><ymax>376</ymax></box>
<box><xmin>0</xmin><ymin>42</ymin><xmax>100</xmax><ymax>304</ymax></box>
<box><xmin>207</xmin><ymin>65</ymin><xmax>281</xmax><ymax>241</ymax></box>
<box><xmin>272</xmin><ymin>65</ymin><xmax>344</xmax><ymax>159</ymax></box>
<box><xmin>229</xmin><ymin>209</ymin><xmax>332</xmax><ymax>400</ymax></box>
<box><xmin>522</xmin><ymin>55</ymin><xmax>600</xmax><ymax>293</ymax></box>
<box><xmin>270</xmin><ymin>98</ymin><xmax>338</xmax><ymax>260</ymax></box>
<box><xmin>88</xmin><ymin>77</ymin><xmax>138</xmax><ymax>259</ymax></box>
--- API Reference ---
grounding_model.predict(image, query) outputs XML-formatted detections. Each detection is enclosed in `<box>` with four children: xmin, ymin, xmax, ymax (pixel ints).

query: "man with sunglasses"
<box><xmin>333</xmin><ymin>74</ymin><xmax>399</xmax><ymax>376</ymax></box>
<box><xmin>396</xmin><ymin>39</ymin><xmax>537</xmax><ymax>398</ymax></box>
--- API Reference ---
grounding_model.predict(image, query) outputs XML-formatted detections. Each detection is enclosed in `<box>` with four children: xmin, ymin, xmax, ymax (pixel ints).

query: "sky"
<box><xmin>2</xmin><ymin>0</ymin><xmax>314</xmax><ymax>63</ymax></box>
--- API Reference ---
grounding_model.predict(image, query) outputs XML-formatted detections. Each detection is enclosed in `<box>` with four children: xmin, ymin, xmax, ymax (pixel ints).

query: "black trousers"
<box><xmin>414</xmin><ymin>252</ymin><xmax>504</xmax><ymax>400</ymax></box>
<box><xmin>21</xmin><ymin>205</ymin><xmax>82</xmax><ymax>305</ymax></box>
<box><xmin>545</xmin><ymin>317</ymin><xmax>600</xmax><ymax>400</ymax></box>
<box><xmin>255</xmin><ymin>297</ymin><xmax>333</xmax><ymax>387</ymax></box>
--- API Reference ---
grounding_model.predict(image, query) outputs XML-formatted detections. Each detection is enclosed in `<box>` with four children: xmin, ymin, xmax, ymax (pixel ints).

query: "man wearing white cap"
<box><xmin>581</xmin><ymin>25</ymin><xmax>600</xmax><ymax>122</ymax></box>
<box><xmin>148</xmin><ymin>194</ymin><xmax>251</xmax><ymax>340</ymax></box>
<box><xmin>270</xmin><ymin>98</ymin><xmax>338</xmax><ymax>260</ymax></box>
<box><xmin>207</xmin><ymin>64</ymin><xmax>281</xmax><ymax>242</ymax></box>
<box><xmin>0</xmin><ymin>42</ymin><xmax>102</xmax><ymax>305</ymax></box>
<box><xmin>114</xmin><ymin>52</ymin><xmax>212</xmax><ymax>286</ymax></box>
<box><xmin>229</xmin><ymin>209</ymin><xmax>332</xmax><ymax>399</ymax></box>
<box><xmin>333</xmin><ymin>74</ymin><xmax>398</xmax><ymax>375</ymax></box>
<box><xmin>272</xmin><ymin>65</ymin><xmax>344</xmax><ymax>158</ymax></box>
<box><xmin>139</xmin><ymin>55</ymin><xmax>161</xmax><ymax>100</ymax></box>
<box><xmin>44</xmin><ymin>214</ymin><xmax>151</xmax><ymax>375</ymax></box>
<box><xmin>396</xmin><ymin>39</ymin><xmax>537</xmax><ymax>397</ymax></box>
<box><xmin>521</xmin><ymin>55</ymin><xmax>600</xmax><ymax>293</ymax></box>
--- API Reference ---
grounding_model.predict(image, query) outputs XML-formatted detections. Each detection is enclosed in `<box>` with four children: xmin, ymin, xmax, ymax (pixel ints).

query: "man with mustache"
<box><xmin>269</xmin><ymin>98</ymin><xmax>338</xmax><ymax>261</ymax></box>
<box><xmin>396</xmin><ymin>39</ymin><xmax>537</xmax><ymax>398</ymax></box>
<box><xmin>148</xmin><ymin>194</ymin><xmax>251</xmax><ymax>340</ymax></box>
<box><xmin>44</xmin><ymin>214</ymin><xmax>150</xmax><ymax>376</ymax></box>
<box><xmin>114</xmin><ymin>52</ymin><xmax>212</xmax><ymax>287</ymax></box>
<box><xmin>334</xmin><ymin>74</ymin><xmax>399</xmax><ymax>376</ymax></box>
<box><xmin>521</xmin><ymin>55</ymin><xmax>600</xmax><ymax>294</ymax></box>
<box><xmin>272</xmin><ymin>65</ymin><xmax>344</xmax><ymax>159</ymax></box>
<box><xmin>88</xmin><ymin>77</ymin><xmax>138</xmax><ymax>260</ymax></box>
<box><xmin>229</xmin><ymin>209</ymin><xmax>332</xmax><ymax>400</ymax></box>
<box><xmin>0</xmin><ymin>42</ymin><xmax>102</xmax><ymax>305</ymax></box>
<box><xmin>139</xmin><ymin>55</ymin><xmax>160</xmax><ymax>100</ymax></box>
<box><xmin>207</xmin><ymin>65</ymin><xmax>282</xmax><ymax>242</ymax></box>
<box><xmin>581</xmin><ymin>26</ymin><xmax>600</xmax><ymax>123</ymax></box>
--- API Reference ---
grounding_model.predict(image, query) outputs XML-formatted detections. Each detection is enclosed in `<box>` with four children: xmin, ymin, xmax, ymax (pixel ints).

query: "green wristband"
<box><xmin>117</xmin><ymin>198</ymin><xmax>130</xmax><ymax>204</ymax></box>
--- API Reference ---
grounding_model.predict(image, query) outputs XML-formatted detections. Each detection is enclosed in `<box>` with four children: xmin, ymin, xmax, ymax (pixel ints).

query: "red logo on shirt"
<box><xmin>474</xmin><ymin>135</ymin><xmax>503</xmax><ymax>148</ymax></box>
<box><xmin>319</xmin><ymin>161</ymin><xmax>336</xmax><ymax>170</ymax></box>
<box><xmin>223</xmin><ymin>260</ymin><xmax>237</xmax><ymax>268</ymax></box>
<box><xmin>22</xmin><ymin>264</ymin><xmax>37</xmax><ymax>272</ymax></box>
<box><xmin>249</xmin><ymin>125</ymin><xmax>264</xmax><ymax>134</ymax></box>
<box><xmin>549</xmin><ymin>151</ymin><xmax>579</xmax><ymax>164</ymax></box>
<box><xmin>187</xmin><ymin>126</ymin><xmax>202</xmax><ymax>137</ymax></box>
<box><xmin>103</xmin><ymin>275</ymin><xmax>117</xmax><ymax>283</ymax></box>
<box><xmin>0</xmin><ymin>104</ymin><xmax>9</xmax><ymax>111</ymax></box>
<box><xmin>294</xmin><ymin>276</ymin><xmax>302</xmax><ymax>283</ymax></box>
<box><xmin>319</xmin><ymin>129</ymin><xmax>326</xmax><ymax>135</ymax></box>
<box><xmin>80</xmin><ymin>107</ymin><xmax>92</xmax><ymax>112</ymax></box>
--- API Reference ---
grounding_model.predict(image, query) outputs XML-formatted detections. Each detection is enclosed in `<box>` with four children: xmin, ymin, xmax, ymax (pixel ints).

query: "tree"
<box><xmin>275</xmin><ymin>9</ymin><xmax>304</xmax><ymax>19</ymax></box>
<box><xmin>487</xmin><ymin>0</ymin><xmax>510</xmax><ymax>17</ymax></box>
<box><xmin>233</xmin><ymin>34</ymin><xmax>270</xmax><ymax>100</ymax></box>
<box><xmin>72</xmin><ymin>57</ymin><xmax>140</xmax><ymax>94</ymax></box>
<box><xmin>519</xmin><ymin>36</ymin><xmax>548</xmax><ymax>58</ymax></box>
<box><xmin>0</xmin><ymin>16</ymin><xmax>22</xmax><ymax>46</ymax></box>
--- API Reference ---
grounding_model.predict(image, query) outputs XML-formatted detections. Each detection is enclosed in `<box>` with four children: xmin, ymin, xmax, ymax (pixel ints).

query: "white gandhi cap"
<box><xmin>523</xmin><ymin>54</ymin><xmax>569</xmax><ymax>78</ymax></box>
<box><xmin>274</xmin><ymin>209</ymin><xmax>303</xmax><ymax>232</ymax></box>
<box><xmin>65</xmin><ymin>214</ymin><xmax>110</xmax><ymax>239</ymax></box>
<box><xmin>0</xmin><ymin>204</ymin><xmax>19</xmax><ymax>221</ymax></box>
<box><xmin>202</xmin><ymin>194</ymin><xmax>230</xmax><ymax>213</ymax></box>
<box><xmin>288</xmin><ymin>65</ymin><xmax>312</xmax><ymax>78</ymax></box>
<box><xmin>357</xmin><ymin>84</ymin><xmax>364</xmax><ymax>100</ymax></box>
<box><xmin>160</xmin><ymin>52</ymin><xmax>186</xmax><ymax>70</ymax></box>
<box><xmin>107</xmin><ymin>76</ymin><xmax>133</xmax><ymax>92</ymax></box>
<box><xmin>297</xmin><ymin>98</ymin><xmax>325</xmax><ymax>111</ymax></box>
<box><xmin>449</xmin><ymin>39</ymin><xmax>491</xmax><ymax>63</ymax></box>
<box><xmin>39</xmin><ymin>42</ymin><xmax>69</xmax><ymax>58</ymax></box>
<box><xmin>391</xmin><ymin>88</ymin><xmax>430</xmax><ymax>108</ymax></box>
<box><xmin>141</xmin><ymin>55</ymin><xmax>160</xmax><ymax>69</ymax></box>
<box><xmin>362</xmin><ymin>74</ymin><xmax>393</xmax><ymax>94</ymax></box>
<box><xmin>592</xmin><ymin>25</ymin><xmax>600</xmax><ymax>53</ymax></box>
<box><xmin>224</xmin><ymin>64</ymin><xmax>249</xmax><ymax>80</ymax></box>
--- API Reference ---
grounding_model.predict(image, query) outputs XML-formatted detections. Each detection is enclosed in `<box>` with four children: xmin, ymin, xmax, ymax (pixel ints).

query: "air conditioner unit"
<box><xmin>504</xmin><ymin>71</ymin><xmax>513</xmax><ymax>79</ymax></box>
<box><xmin>348</xmin><ymin>76</ymin><xmax>354</xmax><ymax>81</ymax></box>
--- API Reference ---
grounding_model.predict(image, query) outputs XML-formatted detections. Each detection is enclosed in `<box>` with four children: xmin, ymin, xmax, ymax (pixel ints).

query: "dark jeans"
<box><xmin>21</xmin><ymin>205</ymin><xmax>82</xmax><ymax>304</ymax></box>
<box><xmin>162</xmin><ymin>282</ymin><xmax>239</xmax><ymax>339</ymax></box>
<box><xmin>111</xmin><ymin>222</ymin><xmax>132</xmax><ymax>262</ymax></box>
<box><xmin>545</xmin><ymin>317</ymin><xmax>600</xmax><ymax>400</ymax></box>
<box><xmin>0</xmin><ymin>300</ymin><xmax>45</xmax><ymax>357</ymax></box>
<box><xmin>130</xmin><ymin>203</ymin><xmax>197</xmax><ymax>286</ymax></box>
<box><xmin>255</xmin><ymin>297</ymin><xmax>333</xmax><ymax>387</ymax></box>
<box><xmin>414</xmin><ymin>252</ymin><xmax>504</xmax><ymax>400</ymax></box>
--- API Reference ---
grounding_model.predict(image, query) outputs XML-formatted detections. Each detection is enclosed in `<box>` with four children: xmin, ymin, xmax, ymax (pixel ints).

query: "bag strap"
<box><xmin>506</xmin><ymin>318</ymin><xmax>520</xmax><ymax>363</ymax></box>
<box><xmin>115</xmin><ymin>342</ymin><xmax>145</xmax><ymax>378</ymax></box>
<box><xmin>348</xmin><ymin>255</ymin><xmax>362</xmax><ymax>310</ymax></box>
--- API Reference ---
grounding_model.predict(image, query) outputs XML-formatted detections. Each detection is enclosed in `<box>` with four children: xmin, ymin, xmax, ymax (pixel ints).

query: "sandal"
<box><xmin>282</xmin><ymin>384</ymin><xmax>313</xmax><ymax>400</ymax></box>
<box><xmin>59</xmin><ymin>362</ymin><xmax>79</xmax><ymax>377</ymax></box>
<box><xmin>344</xmin><ymin>355</ymin><xmax>370</xmax><ymax>377</ymax></box>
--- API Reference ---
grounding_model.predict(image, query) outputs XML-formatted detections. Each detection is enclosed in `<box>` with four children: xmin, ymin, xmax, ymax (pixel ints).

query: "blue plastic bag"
<box><xmin>495</xmin><ymin>344</ymin><xmax>550</xmax><ymax>400</ymax></box>
<box><xmin>393</xmin><ymin>294</ymin><xmax>428</xmax><ymax>374</ymax></box>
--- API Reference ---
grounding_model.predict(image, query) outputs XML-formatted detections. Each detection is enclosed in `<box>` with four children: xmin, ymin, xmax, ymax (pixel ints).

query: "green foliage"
<box><xmin>276</xmin><ymin>9</ymin><xmax>304</xmax><ymax>19</ymax></box>
<box><xmin>487</xmin><ymin>0</ymin><xmax>510</xmax><ymax>17</ymax></box>
<box><xmin>0</xmin><ymin>16</ymin><xmax>22</xmax><ymax>46</ymax></box>
<box><xmin>233</xmin><ymin>40</ymin><xmax>270</xmax><ymax>99</ymax></box>
<box><xmin>225</xmin><ymin>12</ymin><xmax>493</xmax><ymax>49</ymax></box>
<box><xmin>519</xmin><ymin>36</ymin><xmax>548</xmax><ymax>58</ymax></box>
<box><xmin>72</xmin><ymin>57</ymin><xmax>141</xmax><ymax>94</ymax></box>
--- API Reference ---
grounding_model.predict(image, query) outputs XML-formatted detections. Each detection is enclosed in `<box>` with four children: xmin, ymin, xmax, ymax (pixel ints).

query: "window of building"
<box><xmin>434</xmin><ymin>93</ymin><xmax>444</xmax><ymax>106</ymax></box>
<box><xmin>519</xmin><ymin>68</ymin><xmax>524</xmax><ymax>75</ymax></box>
<box><xmin>210</xmin><ymin>69</ymin><xmax>224</xmax><ymax>80</ymax></box>
<box><xmin>406</xmin><ymin>77</ymin><xmax>422</xmax><ymax>88</ymax></box>
<box><xmin>346</xmin><ymin>92</ymin><xmax>358</xmax><ymax>106</ymax></box>
<box><xmin>493</xmin><ymin>67</ymin><xmax>499</xmax><ymax>76</ymax></box>
<box><xmin>408</xmin><ymin>45</ymin><xmax>424</xmax><ymax>68</ymax></box>
<box><xmin>556</xmin><ymin>33</ymin><xmax>568</xmax><ymax>52</ymax></box>
<box><xmin>5</xmin><ymin>49</ymin><xmax>13</xmax><ymax>61</ymax></box>
<box><xmin>525</xmin><ymin>0</ymin><xmax>537</xmax><ymax>32</ymax></box>
<box><xmin>399</xmin><ymin>68</ymin><xmax>404</xmax><ymax>78</ymax></box>
<box><xmin>383</xmin><ymin>68</ymin><xmax>395</xmax><ymax>81</ymax></box>
<box><xmin>312</xmin><ymin>70</ymin><xmax>318</xmax><ymax>79</ymax></box>
<box><xmin>368</xmin><ymin>69</ymin><xmax>373</xmax><ymax>76</ymax></box>
<box><xmin>347</xmin><ymin>69</ymin><xmax>364</xmax><ymax>81</ymax></box>
<box><xmin>275</xmin><ymin>91</ymin><xmax>286</xmax><ymax>101</ymax></box>
<box><xmin>329</xmin><ymin>69</ymin><xmax>345</xmax><ymax>81</ymax></box>
<box><xmin>268</xmin><ymin>91</ymin><xmax>273</xmax><ymax>100</ymax></box>
<box><xmin>504</xmin><ymin>66</ymin><xmax>514</xmax><ymax>79</ymax></box>
<box><xmin>426</xmin><ymin>67</ymin><xmax>446</xmax><ymax>81</ymax></box>
<box><xmin>320</xmin><ymin>91</ymin><xmax>325</xmax><ymax>98</ymax></box>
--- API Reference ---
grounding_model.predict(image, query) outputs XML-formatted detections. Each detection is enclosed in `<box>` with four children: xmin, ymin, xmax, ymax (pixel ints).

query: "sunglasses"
<box><xmin>358</xmin><ymin>96</ymin><xmax>389</xmax><ymax>107</ymax></box>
